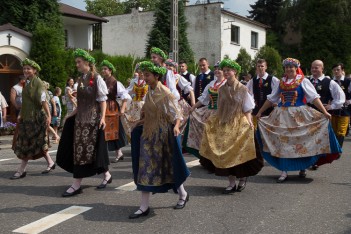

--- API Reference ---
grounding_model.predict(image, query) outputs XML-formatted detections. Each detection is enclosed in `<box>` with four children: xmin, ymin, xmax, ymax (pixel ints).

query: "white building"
<box><xmin>0</xmin><ymin>3</ymin><xmax>107</xmax><ymax>120</ymax></box>
<box><xmin>102</xmin><ymin>2</ymin><xmax>268</xmax><ymax>65</ymax></box>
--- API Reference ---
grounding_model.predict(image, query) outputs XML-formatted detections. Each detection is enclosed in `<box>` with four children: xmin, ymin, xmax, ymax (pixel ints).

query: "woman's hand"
<box><xmin>248</xmin><ymin>120</ymin><xmax>254</xmax><ymax>129</ymax></box>
<box><xmin>256</xmin><ymin>112</ymin><xmax>262</xmax><ymax>119</ymax></box>
<box><xmin>99</xmin><ymin>118</ymin><xmax>106</xmax><ymax>130</ymax></box>
<box><xmin>324</xmin><ymin>112</ymin><xmax>332</xmax><ymax>120</ymax></box>
<box><xmin>46</xmin><ymin>117</ymin><xmax>51</xmax><ymax>126</ymax></box>
<box><xmin>173</xmin><ymin>125</ymin><xmax>180</xmax><ymax>136</ymax></box>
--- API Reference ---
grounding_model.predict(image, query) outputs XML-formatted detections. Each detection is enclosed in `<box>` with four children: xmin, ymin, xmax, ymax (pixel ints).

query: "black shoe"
<box><xmin>222</xmin><ymin>185</ymin><xmax>236</xmax><ymax>194</ymax></box>
<box><xmin>174</xmin><ymin>193</ymin><xmax>189</xmax><ymax>209</ymax></box>
<box><xmin>299</xmin><ymin>170</ymin><xmax>307</xmax><ymax>178</ymax></box>
<box><xmin>111</xmin><ymin>156</ymin><xmax>124</xmax><ymax>163</ymax></box>
<box><xmin>41</xmin><ymin>164</ymin><xmax>56</xmax><ymax>174</ymax></box>
<box><xmin>309</xmin><ymin>165</ymin><xmax>318</xmax><ymax>171</ymax></box>
<box><xmin>128</xmin><ymin>208</ymin><xmax>150</xmax><ymax>219</ymax></box>
<box><xmin>62</xmin><ymin>187</ymin><xmax>82</xmax><ymax>197</ymax></box>
<box><xmin>96</xmin><ymin>177</ymin><xmax>112</xmax><ymax>189</ymax></box>
<box><xmin>277</xmin><ymin>175</ymin><xmax>288</xmax><ymax>183</ymax></box>
<box><xmin>237</xmin><ymin>178</ymin><xmax>247</xmax><ymax>192</ymax></box>
<box><xmin>10</xmin><ymin>171</ymin><xmax>27</xmax><ymax>180</ymax></box>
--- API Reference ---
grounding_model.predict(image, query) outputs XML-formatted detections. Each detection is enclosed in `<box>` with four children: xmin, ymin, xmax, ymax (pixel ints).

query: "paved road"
<box><xmin>0</xmin><ymin>136</ymin><xmax>350</xmax><ymax>234</ymax></box>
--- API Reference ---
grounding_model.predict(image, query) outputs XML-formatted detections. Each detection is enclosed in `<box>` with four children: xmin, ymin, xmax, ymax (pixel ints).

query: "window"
<box><xmin>64</xmin><ymin>30</ymin><xmax>68</xmax><ymax>48</ymax></box>
<box><xmin>251</xmin><ymin>31</ymin><xmax>258</xmax><ymax>49</ymax></box>
<box><xmin>231</xmin><ymin>25</ymin><xmax>240</xmax><ymax>44</ymax></box>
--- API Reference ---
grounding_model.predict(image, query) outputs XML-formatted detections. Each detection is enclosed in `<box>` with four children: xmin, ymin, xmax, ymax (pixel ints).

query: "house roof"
<box><xmin>59</xmin><ymin>3</ymin><xmax>109</xmax><ymax>23</ymax></box>
<box><xmin>221</xmin><ymin>9</ymin><xmax>270</xmax><ymax>29</ymax></box>
<box><xmin>0</xmin><ymin>23</ymin><xmax>32</xmax><ymax>37</ymax></box>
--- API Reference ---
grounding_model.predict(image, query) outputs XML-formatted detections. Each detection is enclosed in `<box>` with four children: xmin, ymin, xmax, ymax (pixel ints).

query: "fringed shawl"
<box><xmin>217</xmin><ymin>79</ymin><xmax>247</xmax><ymax>124</ymax></box>
<box><xmin>142</xmin><ymin>81</ymin><xmax>182</xmax><ymax>140</ymax></box>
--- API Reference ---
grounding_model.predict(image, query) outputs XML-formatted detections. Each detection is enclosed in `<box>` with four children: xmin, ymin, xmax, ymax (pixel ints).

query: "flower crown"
<box><xmin>139</xmin><ymin>61</ymin><xmax>167</xmax><ymax>76</ymax></box>
<box><xmin>219</xmin><ymin>59</ymin><xmax>241</xmax><ymax>74</ymax></box>
<box><xmin>101</xmin><ymin>60</ymin><xmax>116</xmax><ymax>74</ymax></box>
<box><xmin>282</xmin><ymin>58</ymin><xmax>300</xmax><ymax>67</ymax></box>
<box><xmin>21</xmin><ymin>58</ymin><xmax>41</xmax><ymax>71</ymax></box>
<box><xmin>150</xmin><ymin>47</ymin><xmax>168</xmax><ymax>61</ymax></box>
<box><xmin>73</xmin><ymin>48</ymin><xmax>95</xmax><ymax>64</ymax></box>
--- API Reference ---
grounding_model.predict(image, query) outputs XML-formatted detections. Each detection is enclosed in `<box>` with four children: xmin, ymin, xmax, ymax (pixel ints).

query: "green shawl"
<box><xmin>21</xmin><ymin>76</ymin><xmax>46</xmax><ymax>121</ymax></box>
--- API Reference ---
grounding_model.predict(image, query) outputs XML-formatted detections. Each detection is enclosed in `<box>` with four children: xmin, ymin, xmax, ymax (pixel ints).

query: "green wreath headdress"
<box><xmin>139</xmin><ymin>61</ymin><xmax>167</xmax><ymax>76</ymax></box>
<box><xmin>150</xmin><ymin>47</ymin><xmax>168</xmax><ymax>61</ymax></box>
<box><xmin>219</xmin><ymin>59</ymin><xmax>241</xmax><ymax>74</ymax></box>
<box><xmin>73</xmin><ymin>48</ymin><xmax>95</xmax><ymax>64</ymax></box>
<box><xmin>101</xmin><ymin>60</ymin><xmax>116</xmax><ymax>74</ymax></box>
<box><xmin>21</xmin><ymin>58</ymin><xmax>41</xmax><ymax>71</ymax></box>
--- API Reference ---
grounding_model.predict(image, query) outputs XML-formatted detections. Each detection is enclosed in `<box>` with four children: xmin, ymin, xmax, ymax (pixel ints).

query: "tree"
<box><xmin>85</xmin><ymin>0</ymin><xmax>125</xmax><ymax>17</ymax></box>
<box><xmin>248</xmin><ymin>0</ymin><xmax>283</xmax><ymax>29</ymax></box>
<box><xmin>145</xmin><ymin>0</ymin><xmax>194</xmax><ymax>62</ymax></box>
<box><xmin>253</xmin><ymin>46</ymin><xmax>283</xmax><ymax>77</ymax></box>
<box><xmin>299</xmin><ymin>0</ymin><xmax>351</xmax><ymax>73</ymax></box>
<box><xmin>235</xmin><ymin>48</ymin><xmax>252</xmax><ymax>76</ymax></box>
<box><xmin>85</xmin><ymin>0</ymin><xmax>158</xmax><ymax>16</ymax></box>
<box><xmin>0</xmin><ymin>0</ymin><xmax>63</xmax><ymax>32</ymax></box>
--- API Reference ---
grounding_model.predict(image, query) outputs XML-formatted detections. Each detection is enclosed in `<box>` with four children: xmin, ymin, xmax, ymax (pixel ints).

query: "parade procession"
<box><xmin>0</xmin><ymin>0</ymin><xmax>350</xmax><ymax>233</ymax></box>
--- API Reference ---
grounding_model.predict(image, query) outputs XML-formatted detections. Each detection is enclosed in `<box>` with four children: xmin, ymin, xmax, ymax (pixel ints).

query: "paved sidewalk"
<box><xmin>0</xmin><ymin>134</ymin><xmax>14</xmax><ymax>150</ymax></box>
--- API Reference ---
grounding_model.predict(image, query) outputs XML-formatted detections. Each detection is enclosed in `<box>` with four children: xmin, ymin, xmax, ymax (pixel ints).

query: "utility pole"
<box><xmin>170</xmin><ymin>0</ymin><xmax>178</xmax><ymax>63</ymax></box>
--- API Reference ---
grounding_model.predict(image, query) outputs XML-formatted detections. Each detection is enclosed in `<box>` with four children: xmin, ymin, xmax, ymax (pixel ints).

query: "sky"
<box><xmin>59</xmin><ymin>0</ymin><xmax>256</xmax><ymax>17</ymax></box>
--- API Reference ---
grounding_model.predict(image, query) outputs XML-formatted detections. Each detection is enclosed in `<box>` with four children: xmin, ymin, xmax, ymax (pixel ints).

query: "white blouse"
<box><xmin>82</xmin><ymin>74</ymin><xmax>108</xmax><ymax>102</ymax></box>
<box><xmin>198</xmin><ymin>79</ymin><xmax>227</xmax><ymax>106</ymax></box>
<box><xmin>166</xmin><ymin>70</ymin><xmax>181</xmax><ymax>101</ymax></box>
<box><xmin>243</xmin><ymin>91</ymin><xmax>256</xmax><ymax>113</ymax></box>
<box><xmin>267</xmin><ymin>75</ymin><xmax>320</xmax><ymax>104</ymax></box>
<box><xmin>116</xmin><ymin>81</ymin><xmax>132</xmax><ymax>101</ymax></box>
<box><xmin>175</xmin><ymin>74</ymin><xmax>193</xmax><ymax>94</ymax></box>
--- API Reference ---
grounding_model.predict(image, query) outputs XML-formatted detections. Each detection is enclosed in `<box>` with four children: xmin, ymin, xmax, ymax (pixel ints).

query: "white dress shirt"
<box><xmin>310</xmin><ymin>74</ymin><xmax>345</xmax><ymax>110</ymax></box>
<box><xmin>246</xmin><ymin>72</ymin><xmax>280</xmax><ymax>97</ymax></box>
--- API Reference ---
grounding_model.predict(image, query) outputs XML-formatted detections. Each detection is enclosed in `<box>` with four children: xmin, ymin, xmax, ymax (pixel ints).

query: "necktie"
<box><xmin>313</xmin><ymin>79</ymin><xmax>318</xmax><ymax>87</ymax></box>
<box><xmin>259</xmin><ymin>76</ymin><xmax>263</xmax><ymax>88</ymax></box>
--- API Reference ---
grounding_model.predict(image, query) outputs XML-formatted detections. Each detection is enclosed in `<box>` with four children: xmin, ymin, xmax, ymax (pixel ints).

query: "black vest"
<box><xmin>308</xmin><ymin>77</ymin><xmax>333</xmax><ymax>111</ymax></box>
<box><xmin>194</xmin><ymin>71</ymin><xmax>215</xmax><ymax>101</ymax></box>
<box><xmin>180</xmin><ymin>72</ymin><xmax>192</xmax><ymax>101</ymax></box>
<box><xmin>252</xmin><ymin>75</ymin><xmax>274</xmax><ymax>116</ymax></box>
<box><xmin>330</xmin><ymin>78</ymin><xmax>351</xmax><ymax>116</ymax></box>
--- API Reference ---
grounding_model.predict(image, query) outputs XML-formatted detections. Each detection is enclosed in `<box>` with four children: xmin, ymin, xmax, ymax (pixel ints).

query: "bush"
<box><xmin>235</xmin><ymin>48</ymin><xmax>252</xmax><ymax>76</ymax></box>
<box><xmin>252</xmin><ymin>45</ymin><xmax>283</xmax><ymax>78</ymax></box>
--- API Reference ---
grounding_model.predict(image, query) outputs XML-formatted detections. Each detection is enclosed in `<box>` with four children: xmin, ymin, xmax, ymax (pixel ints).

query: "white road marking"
<box><xmin>115</xmin><ymin>159</ymin><xmax>200</xmax><ymax>191</ymax></box>
<box><xmin>13</xmin><ymin>206</ymin><xmax>92</xmax><ymax>234</ymax></box>
<box><xmin>116</xmin><ymin>181</ymin><xmax>137</xmax><ymax>191</ymax></box>
<box><xmin>0</xmin><ymin>158</ymin><xmax>15</xmax><ymax>162</ymax></box>
<box><xmin>48</xmin><ymin>150</ymin><xmax>57</xmax><ymax>154</ymax></box>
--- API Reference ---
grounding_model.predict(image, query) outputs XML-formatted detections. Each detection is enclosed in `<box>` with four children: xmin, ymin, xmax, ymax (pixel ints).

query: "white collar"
<box><xmin>182</xmin><ymin>71</ymin><xmax>188</xmax><ymax>75</ymax></box>
<box><xmin>256</xmin><ymin>72</ymin><xmax>268</xmax><ymax>80</ymax></box>
<box><xmin>201</xmin><ymin>69</ymin><xmax>211</xmax><ymax>75</ymax></box>
<box><xmin>311</xmin><ymin>74</ymin><xmax>326</xmax><ymax>81</ymax></box>
<box><xmin>333</xmin><ymin>76</ymin><xmax>345</xmax><ymax>81</ymax></box>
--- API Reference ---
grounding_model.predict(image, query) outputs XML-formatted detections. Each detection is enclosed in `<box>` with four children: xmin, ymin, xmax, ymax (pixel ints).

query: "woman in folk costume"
<box><xmin>123</xmin><ymin>63</ymin><xmax>148</xmax><ymax>138</ymax></box>
<box><xmin>165</xmin><ymin>59</ymin><xmax>195</xmax><ymax>132</ymax></box>
<box><xmin>11</xmin><ymin>58</ymin><xmax>56</xmax><ymax>179</ymax></box>
<box><xmin>130</xmin><ymin>61</ymin><xmax>190</xmax><ymax>219</ymax></box>
<box><xmin>150</xmin><ymin>47</ymin><xmax>180</xmax><ymax>100</ymax></box>
<box><xmin>57</xmin><ymin>49</ymin><xmax>111</xmax><ymax>196</ymax></box>
<box><xmin>183</xmin><ymin>62</ymin><xmax>226</xmax><ymax>158</ymax></box>
<box><xmin>256</xmin><ymin>58</ymin><xmax>342</xmax><ymax>183</ymax></box>
<box><xmin>100</xmin><ymin>60</ymin><xmax>131</xmax><ymax>164</ymax></box>
<box><xmin>200</xmin><ymin>59</ymin><xmax>263</xmax><ymax>194</ymax></box>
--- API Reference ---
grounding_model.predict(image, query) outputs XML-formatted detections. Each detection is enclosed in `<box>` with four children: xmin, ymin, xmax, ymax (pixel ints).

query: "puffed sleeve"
<box><xmin>96</xmin><ymin>75</ymin><xmax>108</xmax><ymax>102</ymax></box>
<box><xmin>177</xmin><ymin>75</ymin><xmax>193</xmax><ymax>94</ymax></box>
<box><xmin>127</xmin><ymin>78</ymin><xmax>136</xmax><ymax>95</ymax></box>
<box><xmin>198</xmin><ymin>81</ymin><xmax>213</xmax><ymax>106</ymax></box>
<box><xmin>117</xmin><ymin>81</ymin><xmax>132</xmax><ymax>100</ymax></box>
<box><xmin>166</xmin><ymin>70</ymin><xmax>180</xmax><ymax>100</ymax></box>
<box><xmin>267</xmin><ymin>80</ymin><xmax>281</xmax><ymax>104</ymax></box>
<box><xmin>300</xmin><ymin>78</ymin><xmax>321</xmax><ymax>104</ymax></box>
<box><xmin>246</xmin><ymin>79</ymin><xmax>254</xmax><ymax>97</ymax></box>
<box><xmin>242</xmin><ymin>91</ymin><xmax>255</xmax><ymax>113</ymax></box>
<box><xmin>166</xmin><ymin>95</ymin><xmax>183</xmax><ymax>122</ymax></box>
<box><xmin>41</xmin><ymin>92</ymin><xmax>47</xmax><ymax>102</ymax></box>
<box><xmin>329</xmin><ymin>80</ymin><xmax>345</xmax><ymax>110</ymax></box>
